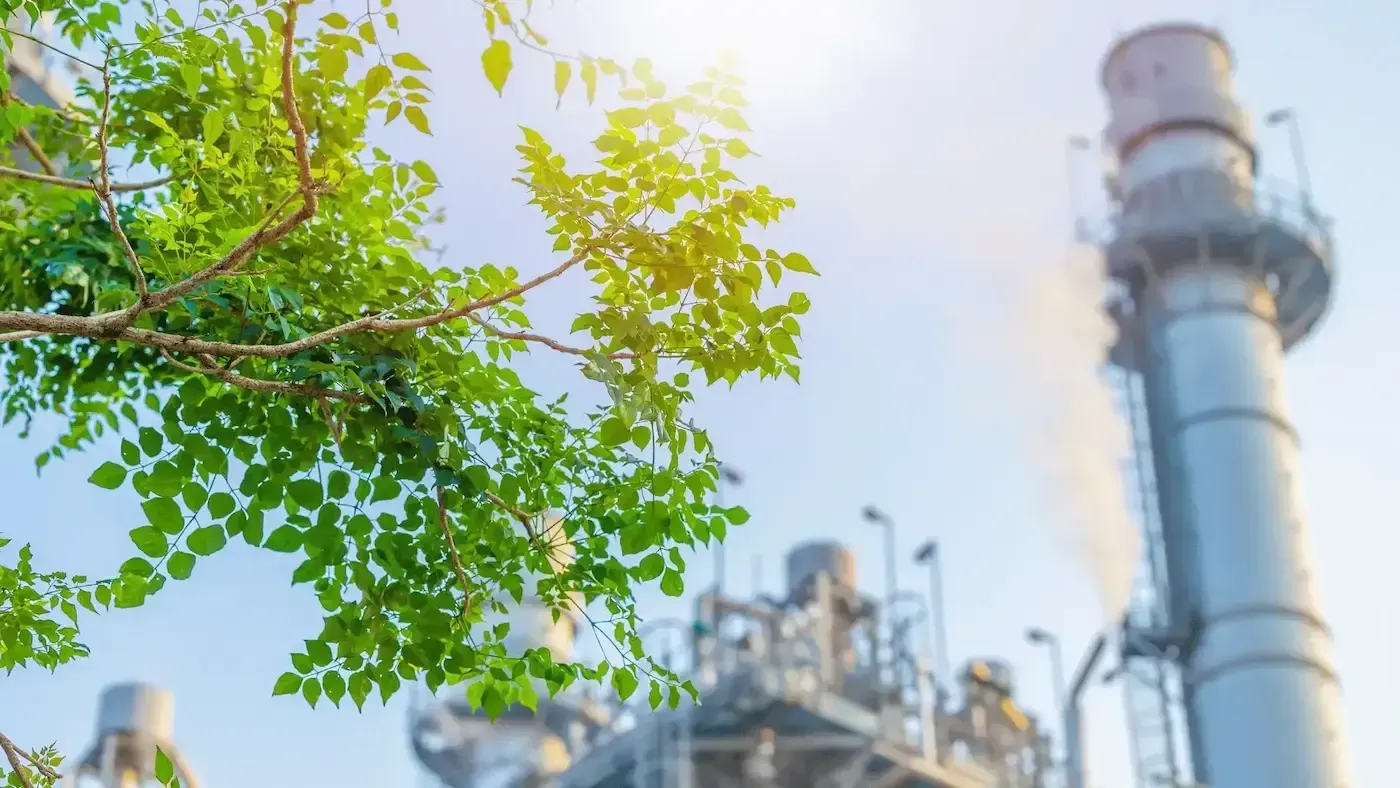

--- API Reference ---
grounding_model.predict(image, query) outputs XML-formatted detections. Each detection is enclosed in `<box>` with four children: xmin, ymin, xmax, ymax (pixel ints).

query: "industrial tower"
<box><xmin>1095</xmin><ymin>23</ymin><xmax>1349</xmax><ymax>788</ymax></box>
<box><xmin>63</xmin><ymin>683</ymin><xmax>200</xmax><ymax>788</ymax></box>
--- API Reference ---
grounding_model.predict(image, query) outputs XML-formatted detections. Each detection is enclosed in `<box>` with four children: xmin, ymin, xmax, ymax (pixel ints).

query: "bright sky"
<box><xmin>6</xmin><ymin>0</ymin><xmax>1400</xmax><ymax>786</ymax></box>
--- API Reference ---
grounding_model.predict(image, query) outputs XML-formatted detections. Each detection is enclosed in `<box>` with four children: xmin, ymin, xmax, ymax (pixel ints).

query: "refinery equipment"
<box><xmin>62</xmin><ymin>683</ymin><xmax>199</xmax><ymax>788</ymax></box>
<box><xmin>1090</xmin><ymin>22</ymin><xmax>1350</xmax><ymax>788</ymax></box>
<box><xmin>411</xmin><ymin>516</ymin><xmax>606</xmax><ymax>788</ymax></box>
<box><xmin>412</xmin><ymin>540</ymin><xmax>1055</xmax><ymax>788</ymax></box>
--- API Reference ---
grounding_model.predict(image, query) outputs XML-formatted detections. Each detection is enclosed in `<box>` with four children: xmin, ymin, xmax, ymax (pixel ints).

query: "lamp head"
<box><xmin>1265</xmin><ymin>108</ymin><xmax>1292</xmax><ymax>125</ymax></box>
<box><xmin>1025</xmin><ymin>627</ymin><xmax>1052</xmax><ymax>644</ymax></box>
<box><xmin>861</xmin><ymin>505</ymin><xmax>885</xmax><ymax>523</ymax></box>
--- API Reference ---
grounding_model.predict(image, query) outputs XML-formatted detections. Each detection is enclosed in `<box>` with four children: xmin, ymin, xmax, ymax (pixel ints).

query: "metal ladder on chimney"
<box><xmin>1113</xmin><ymin>361</ymin><xmax>1189</xmax><ymax>788</ymax></box>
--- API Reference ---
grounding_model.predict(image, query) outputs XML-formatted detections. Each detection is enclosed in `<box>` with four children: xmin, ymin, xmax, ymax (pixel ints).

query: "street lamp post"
<box><xmin>861</xmin><ymin>505</ymin><xmax>898</xmax><ymax>617</ymax></box>
<box><xmin>1265</xmin><ymin>108</ymin><xmax>1313</xmax><ymax>209</ymax></box>
<box><xmin>914</xmin><ymin>540</ymin><xmax>950</xmax><ymax>684</ymax></box>
<box><xmin>1026</xmin><ymin>627</ymin><xmax>1069</xmax><ymax>720</ymax></box>
<box><xmin>863</xmin><ymin>505</ymin><xmax>898</xmax><ymax>687</ymax></box>
<box><xmin>713</xmin><ymin>464</ymin><xmax>744</xmax><ymax>602</ymax></box>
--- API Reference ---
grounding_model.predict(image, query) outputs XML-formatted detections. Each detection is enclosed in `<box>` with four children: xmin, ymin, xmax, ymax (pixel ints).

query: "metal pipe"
<box><xmin>713</xmin><ymin>464</ymin><xmax>743</xmax><ymax>610</ymax></box>
<box><xmin>1266</xmin><ymin>108</ymin><xmax>1312</xmax><ymax>208</ymax></box>
<box><xmin>914</xmin><ymin>541</ymin><xmax>950</xmax><ymax>684</ymax></box>
<box><xmin>1064</xmin><ymin>633</ymin><xmax>1107</xmax><ymax>788</ymax></box>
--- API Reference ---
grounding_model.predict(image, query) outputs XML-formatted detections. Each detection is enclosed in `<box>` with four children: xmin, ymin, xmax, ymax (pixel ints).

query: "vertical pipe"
<box><xmin>1064</xmin><ymin>634</ymin><xmax>1106</xmax><ymax>788</ymax></box>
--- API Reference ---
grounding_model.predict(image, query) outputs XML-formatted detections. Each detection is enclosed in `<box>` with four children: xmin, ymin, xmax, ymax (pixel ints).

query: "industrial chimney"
<box><xmin>1096</xmin><ymin>22</ymin><xmax>1350</xmax><ymax>788</ymax></box>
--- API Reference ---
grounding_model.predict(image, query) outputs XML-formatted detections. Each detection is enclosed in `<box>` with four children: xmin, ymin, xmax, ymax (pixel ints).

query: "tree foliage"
<box><xmin>0</xmin><ymin>0</ymin><xmax>813</xmax><ymax>783</ymax></box>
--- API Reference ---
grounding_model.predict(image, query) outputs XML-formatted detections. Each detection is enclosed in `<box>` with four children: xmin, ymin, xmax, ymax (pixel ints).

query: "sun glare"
<box><xmin>619</xmin><ymin>0</ymin><xmax>869</xmax><ymax>96</ymax></box>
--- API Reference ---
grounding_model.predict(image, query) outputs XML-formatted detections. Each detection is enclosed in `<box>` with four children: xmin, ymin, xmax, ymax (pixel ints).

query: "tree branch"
<box><xmin>134</xmin><ymin>0</ymin><xmax>322</xmax><ymax>313</ymax></box>
<box><xmin>160</xmin><ymin>351</ymin><xmax>367</xmax><ymax>403</ymax></box>
<box><xmin>0</xmin><ymin>165</ymin><xmax>175</xmax><ymax>191</ymax></box>
<box><xmin>436</xmin><ymin>483</ymin><xmax>474</xmax><ymax>620</ymax></box>
<box><xmin>0</xmin><ymin>731</ymin><xmax>57</xmax><ymax>788</ymax></box>
<box><xmin>466</xmin><ymin>313</ymin><xmax>635</xmax><ymax>360</ymax></box>
<box><xmin>93</xmin><ymin>55</ymin><xmax>149</xmax><ymax>304</ymax></box>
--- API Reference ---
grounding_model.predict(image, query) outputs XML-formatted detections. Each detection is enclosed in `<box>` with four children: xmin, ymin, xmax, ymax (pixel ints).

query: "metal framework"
<box><xmin>411</xmin><ymin>541</ymin><xmax>1055</xmax><ymax>788</ymax></box>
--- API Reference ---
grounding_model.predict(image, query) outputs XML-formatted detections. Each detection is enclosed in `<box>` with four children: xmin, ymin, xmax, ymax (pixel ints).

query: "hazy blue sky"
<box><xmin>6</xmin><ymin>0</ymin><xmax>1399</xmax><ymax>786</ymax></box>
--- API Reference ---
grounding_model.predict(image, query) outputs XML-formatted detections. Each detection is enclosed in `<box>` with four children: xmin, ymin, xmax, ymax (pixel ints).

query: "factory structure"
<box><xmin>37</xmin><ymin>18</ymin><xmax>1350</xmax><ymax>788</ymax></box>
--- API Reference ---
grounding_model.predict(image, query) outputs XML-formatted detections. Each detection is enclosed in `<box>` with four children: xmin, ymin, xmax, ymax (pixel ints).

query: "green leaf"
<box><xmin>121</xmin><ymin>439</ymin><xmax>141</xmax><ymax>465</ymax></box>
<box><xmin>612</xmin><ymin>667</ymin><xmax>639</xmax><ymax>701</ymax></box>
<box><xmin>202</xmin><ymin>108</ymin><xmax>224</xmax><ymax>145</ymax></box>
<box><xmin>129</xmin><ymin>526</ymin><xmax>168</xmax><ymax>559</ymax></box>
<box><xmin>660</xmin><ymin>569</ymin><xmax>684</xmax><ymax>597</ymax></box>
<box><xmin>287</xmin><ymin>479</ymin><xmax>323</xmax><ymax>509</ymax></box>
<box><xmin>89</xmin><ymin>461</ymin><xmax>127</xmax><ymax>490</ymax></box>
<box><xmin>619</xmin><ymin>523</ymin><xmax>649</xmax><ymax>555</ymax></box>
<box><xmin>155</xmin><ymin>747</ymin><xmax>176</xmax><ymax>784</ymax></box>
<box><xmin>322</xmin><ymin>12</ymin><xmax>350</xmax><ymax>29</ymax></box>
<box><xmin>273</xmin><ymin>672</ymin><xmax>302</xmax><ymax>696</ymax></box>
<box><xmin>302</xmin><ymin>676</ymin><xmax>322</xmax><ymax>707</ymax></box>
<box><xmin>263</xmin><ymin>525</ymin><xmax>303</xmax><ymax>553</ymax></box>
<box><xmin>599</xmin><ymin>417</ymin><xmax>629</xmax><ymax>446</ymax></box>
<box><xmin>182</xmin><ymin>483</ymin><xmax>208</xmax><ymax>511</ymax></box>
<box><xmin>138</xmin><ymin>427</ymin><xmax>164</xmax><ymax>456</ymax></box>
<box><xmin>481</xmin><ymin>40</ymin><xmax>512</xmax><ymax>95</ymax></box>
<box><xmin>120</xmin><ymin>557</ymin><xmax>155</xmax><ymax>578</ymax></box>
<box><xmin>207</xmin><ymin>492</ymin><xmax>236</xmax><ymax>518</ymax></box>
<box><xmin>323</xmin><ymin>671</ymin><xmax>347</xmax><ymax>706</ymax></box>
<box><xmin>725</xmin><ymin>506</ymin><xmax>751</xmax><ymax>525</ymax></box>
<box><xmin>392</xmin><ymin>52</ymin><xmax>431</xmax><ymax>71</ymax></box>
<box><xmin>186</xmin><ymin>525</ymin><xmax>227</xmax><ymax>556</ymax></box>
<box><xmin>142</xmin><ymin>498</ymin><xmax>184</xmax><ymax>534</ymax></box>
<box><xmin>168</xmin><ymin>551</ymin><xmax>196</xmax><ymax>580</ymax></box>
<box><xmin>636</xmin><ymin>553</ymin><xmax>664</xmax><ymax>581</ymax></box>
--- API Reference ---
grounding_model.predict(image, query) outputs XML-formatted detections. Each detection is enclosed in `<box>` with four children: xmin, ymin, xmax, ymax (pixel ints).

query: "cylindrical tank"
<box><xmin>1100</xmin><ymin>23</ymin><xmax>1349</xmax><ymax>788</ymax></box>
<box><xmin>413</xmin><ymin>515</ymin><xmax>580</xmax><ymax>788</ymax></box>
<box><xmin>487</xmin><ymin>515</ymin><xmax>579</xmax><ymax>663</ymax></box>
<box><xmin>784</xmin><ymin>541</ymin><xmax>856</xmax><ymax>602</ymax></box>
<box><xmin>95</xmin><ymin>684</ymin><xmax>175</xmax><ymax>742</ymax></box>
<box><xmin>68</xmin><ymin>683</ymin><xmax>198</xmax><ymax>788</ymax></box>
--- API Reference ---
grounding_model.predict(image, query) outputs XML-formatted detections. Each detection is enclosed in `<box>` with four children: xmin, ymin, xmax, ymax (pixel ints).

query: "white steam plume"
<box><xmin>1013</xmin><ymin>245</ymin><xmax>1141</xmax><ymax>621</ymax></box>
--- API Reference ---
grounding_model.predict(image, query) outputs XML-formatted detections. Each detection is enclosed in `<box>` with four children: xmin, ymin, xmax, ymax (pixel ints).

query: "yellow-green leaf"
<box><xmin>553</xmin><ymin>60</ymin><xmax>571</xmax><ymax>106</ymax></box>
<box><xmin>365</xmin><ymin>64</ymin><xmax>391</xmax><ymax>102</ymax></box>
<box><xmin>321</xmin><ymin>12</ymin><xmax>349</xmax><ymax>29</ymax></box>
<box><xmin>581</xmin><ymin>58</ymin><xmax>598</xmax><ymax>104</ymax></box>
<box><xmin>392</xmin><ymin>52</ymin><xmax>431</xmax><ymax>72</ymax></box>
<box><xmin>405</xmin><ymin>106</ymin><xmax>431</xmax><ymax>135</ymax></box>
<box><xmin>481</xmin><ymin>39</ymin><xmax>512</xmax><ymax>95</ymax></box>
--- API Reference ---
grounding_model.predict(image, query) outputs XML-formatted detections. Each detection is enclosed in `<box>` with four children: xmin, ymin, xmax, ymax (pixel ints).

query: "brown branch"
<box><xmin>1</xmin><ymin>79</ymin><xmax>59</xmax><ymax>176</ymax></box>
<box><xmin>0</xmin><ymin>731</ymin><xmax>57</xmax><ymax>788</ymax></box>
<box><xmin>3</xmin><ymin>244</ymin><xmax>601</xmax><ymax>359</ymax></box>
<box><xmin>160</xmin><ymin>350</ymin><xmax>367</xmax><ymax>403</ymax></box>
<box><xmin>0</xmin><ymin>330</ymin><xmax>45</xmax><ymax>342</ymax></box>
<box><xmin>14</xmin><ymin>127</ymin><xmax>59</xmax><ymax>176</ymax></box>
<box><xmin>467</xmin><ymin>312</ymin><xmax>635</xmax><ymax>360</ymax></box>
<box><xmin>436</xmin><ymin>483</ymin><xmax>473</xmax><ymax>620</ymax></box>
<box><xmin>93</xmin><ymin>56</ymin><xmax>149</xmax><ymax>303</ymax></box>
<box><xmin>0</xmin><ymin>165</ymin><xmax>175</xmax><ymax>192</ymax></box>
<box><xmin>135</xmin><ymin>1</ymin><xmax>321</xmax><ymax>312</ymax></box>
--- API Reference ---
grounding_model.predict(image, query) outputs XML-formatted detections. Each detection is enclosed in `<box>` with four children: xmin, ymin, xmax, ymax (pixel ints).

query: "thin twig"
<box><xmin>0</xmin><ymin>166</ymin><xmax>175</xmax><ymax>191</ymax></box>
<box><xmin>92</xmin><ymin>53</ymin><xmax>149</xmax><ymax>304</ymax></box>
<box><xmin>160</xmin><ymin>350</ymin><xmax>367</xmax><ymax>403</ymax></box>
<box><xmin>134</xmin><ymin>1</ymin><xmax>321</xmax><ymax>312</ymax></box>
<box><xmin>467</xmin><ymin>313</ymin><xmax>635</xmax><ymax>360</ymax></box>
<box><xmin>436</xmin><ymin>483</ymin><xmax>474</xmax><ymax>620</ymax></box>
